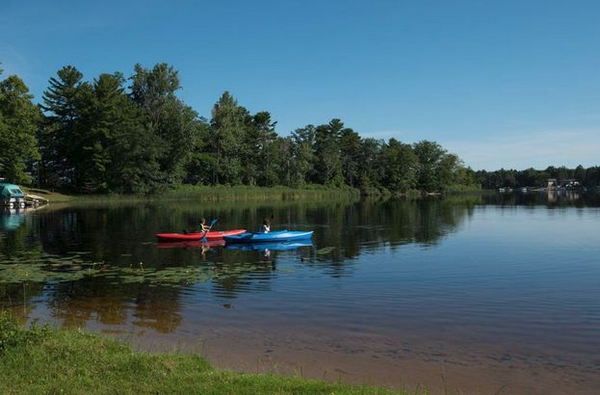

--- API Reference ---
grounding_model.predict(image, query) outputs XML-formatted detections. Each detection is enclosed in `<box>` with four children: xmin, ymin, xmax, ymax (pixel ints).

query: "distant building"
<box><xmin>559</xmin><ymin>179</ymin><xmax>580</xmax><ymax>189</ymax></box>
<box><xmin>547</xmin><ymin>178</ymin><xmax>581</xmax><ymax>190</ymax></box>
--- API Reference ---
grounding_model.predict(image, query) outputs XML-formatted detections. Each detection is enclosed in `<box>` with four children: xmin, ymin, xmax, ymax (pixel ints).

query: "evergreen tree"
<box><xmin>40</xmin><ymin>65</ymin><xmax>87</xmax><ymax>188</ymax></box>
<box><xmin>0</xmin><ymin>71</ymin><xmax>41</xmax><ymax>184</ymax></box>
<box><xmin>290</xmin><ymin>125</ymin><xmax>317</xmax><ymax>185</ymax></box>
<box><xmin>357</xmin><ymin>138</ymin><xmax>385</xmax><ymax>191</ymax></box>
<box><xmin>314</xmin><ymin>119</ymin><xmax>344</xmax><ymax>185</ymax></box>
<box><xmin>209</xmin><ymin>92</ymin><xmax>247</xmax><ymax>184</ymax></box>
<box><xmin>339</xmin><ymin>128</ymin><xmax>361</xmax><ymax>188</ymax></box>
<box><xmin>81</xmin><ymin>73</ymin><xmax>162</xmax><ymax>193</ymax></box>
<box><xmin>242</xmin><ymin>111</ymin><xmax>278</xmax><ymax>185</ymax></box>
<box><xmin>574</xmin><ymin>164</ymin><xmax>586</xmax><ymax>183</ymax></box>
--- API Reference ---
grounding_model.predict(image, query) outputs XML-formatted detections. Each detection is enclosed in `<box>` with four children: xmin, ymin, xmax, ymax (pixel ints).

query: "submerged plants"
<box><xmin>0</xmin><ymin>252</ymin><xmax>279</xmax><ymax>289</ymax></box>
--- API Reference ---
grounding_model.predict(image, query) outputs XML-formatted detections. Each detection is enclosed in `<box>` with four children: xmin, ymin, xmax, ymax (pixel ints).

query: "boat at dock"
<box><xmin>0</xmin><ymin>183</ymin><xmax>26</xmax><ymax>209</ymax></box>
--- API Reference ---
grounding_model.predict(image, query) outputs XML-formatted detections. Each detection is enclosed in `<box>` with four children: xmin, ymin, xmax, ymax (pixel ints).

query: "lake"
<box><xmin>1</xmin><ymin>192</ymin><xmax>599</xmax><ymax>394</ymax></box>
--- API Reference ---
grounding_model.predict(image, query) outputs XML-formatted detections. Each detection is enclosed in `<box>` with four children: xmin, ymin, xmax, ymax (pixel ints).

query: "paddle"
<box><xmin>200</xmin><ymin>218</ymin><xmax>218</xmax><ymax>242</ymax></box>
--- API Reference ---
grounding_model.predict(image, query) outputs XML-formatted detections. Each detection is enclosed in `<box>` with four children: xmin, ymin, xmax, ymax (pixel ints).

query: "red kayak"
<box><xmin>156</xmin><ymin>229</ymin><xmax>246</xmax><ymax>242</ymax></box>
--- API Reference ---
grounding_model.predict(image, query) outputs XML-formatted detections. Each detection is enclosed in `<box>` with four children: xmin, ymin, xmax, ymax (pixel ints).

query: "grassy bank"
<box><xmin>0</xmin><ymin>314</ymin><xmax>400</xmax><ymax>394</ymax></box>
<box><xmin>162</xmin><ymin>184</ymin><xmax>361</xmax><ymax>201</ymax></box>
<box><xmin>21</xmin><ymin>184</ymin><xmax>485</xmax><ymax>205</ymax></box>
<box><xmin>22</xmin><ymin>185</ymin><xmax>361</xmax><ymax>205</ymax></box>
<box><xmin>21</xmin><ymin>187</ymin><xmax>74</xmax><ymax>203</ymax></box>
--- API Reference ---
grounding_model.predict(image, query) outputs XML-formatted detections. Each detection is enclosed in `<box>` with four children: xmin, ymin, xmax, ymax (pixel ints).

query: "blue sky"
<box><xmin>2</xmin><ymin>0</ymin><xmax>599</xmax><ymax>170</ymax></box>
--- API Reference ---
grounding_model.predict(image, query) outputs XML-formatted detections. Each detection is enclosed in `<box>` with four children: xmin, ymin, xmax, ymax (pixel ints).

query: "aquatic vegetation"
<box><xmin>0</xmin><ymin>252</ymin><xmax>279</xmax><ymax>287</ymax></box>
<box><xmin>316</xmin><ymin>246</ymin><xmax>336</xmax><ymax>255</ymax></box>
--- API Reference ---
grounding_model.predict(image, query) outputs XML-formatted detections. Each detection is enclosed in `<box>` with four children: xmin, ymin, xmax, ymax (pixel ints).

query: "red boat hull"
<box><xmin>156</xmin><ymin>229</ymin><xmax>246</xmax><ymax>242</ymax></box>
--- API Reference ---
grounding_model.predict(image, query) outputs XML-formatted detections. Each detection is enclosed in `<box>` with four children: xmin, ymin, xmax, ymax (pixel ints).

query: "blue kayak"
<box><xmin>224</xmin><ymin>230</ymin><xmax>313</xmax><ymax>244</ymax></box>
<box><xmin>226</xmin><ymin>240</ymin><xmax>313</xmax><ymax>251</ymax></box>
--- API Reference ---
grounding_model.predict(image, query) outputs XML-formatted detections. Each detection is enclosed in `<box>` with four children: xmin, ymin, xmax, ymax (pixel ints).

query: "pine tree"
<box><xmin>41</xmin><ymin>66</ymin><xmax>87</xmax><ymax>188</ymax></box>
<box><xmin>209</xmin><ymin>92</ymin><xmax>247</xmax><ymax>184</ymax></box>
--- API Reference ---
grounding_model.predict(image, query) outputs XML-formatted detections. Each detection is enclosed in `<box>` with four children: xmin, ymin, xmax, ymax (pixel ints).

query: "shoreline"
<box><xmin>0</xmin><ymin>313</ymin><xmax>400</xmax><ymax>394</ymax></box>
<box><xmin>20</xmin><ymin>184</ymin><xmax>487</xmax><ymax>206</ymax></box>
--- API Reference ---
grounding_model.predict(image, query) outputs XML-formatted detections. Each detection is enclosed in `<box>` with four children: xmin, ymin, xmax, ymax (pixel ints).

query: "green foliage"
<box><xmin>0</xmin><ymin>72</ymin><xmax>40</xmax><ymax>184</ymax></box>
<box><xmin>130</xmin><ymin>63</ymin><xmax>203</xmax><ymax>186</ymax></box>
<box><xmin>0</xmin><ymin>312</ymin><xmax>47</xmax><ymax>352</ymax></box>
<box><xmin>206</xmin><ymin>91</ymin><xmax>246</xmax><ymax>184</ymax></box>
<box><xmin>477</xmin><ymin>165</ymin><xmax>600</xmax><ymax>189</ymax></box>
<box><xmin>10</xmin><ymin>62</ymin><xmax>597</xmax><ymax>195</ymax></box>
<box><xmin>7</xmin><ymin>62</ymin><xmax>477</xmax><ymax>194</ymax></box>
<box><xmin>413</xmin><ymin>140</ymin><xmax>451</xmax><ymax>192</ymax></box>
<box><xmin>313</xmin><ymin>119</ymin><xmax>345</xmax><ymax>186</ymax></box>
<box><xmin>383</xmin><ymin>139</ymin><xmax>418</xmax><ymax>192</ymax></box>
<box><xmin>39</xmin><ymin>65</ymin><xmax>86</xmax><ymax>188</ymax></box>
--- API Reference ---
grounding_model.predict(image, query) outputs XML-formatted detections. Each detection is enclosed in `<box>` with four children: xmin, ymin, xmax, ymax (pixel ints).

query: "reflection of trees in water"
<box><xmin>0</xmin><ymin>215</ymin><xmax>37</xmax><ymax>258</ymax></box>
<box><xmin>301</xmin><ymin>196</ymin><xmax>478</xmax><ymax>277</ymax></box>
<box><xmin>0</xmin><ymin>216</ymin><xmax>47</xmax><ymax>314</ymax></box>
<box><xmin>4</xmin><ymin>193</ymin><xmax>595</xmax><ymax>332</ymax></box>
<box><xmin>1</xmin><ymin>197</ymin><xmax>479</xmax><ymax>310</ymax></box>
<box><xmin>487</xmin><ymin>191</ymin><xmax>600</xmax><ymax>207</ymax></box>
<box><xmin>210</xmin><ymin>254</ymin><xmax>277</xmax><ymax>299</ymax></box>
<box><xmin>46</xmin><ymin>279</ymin><xmax>183</xmax><ymax>333</ymax></box>
<box><xmin>0</xmin><ymin>282</ymin><xmax>45</xmax><ymax>323</ymax></box>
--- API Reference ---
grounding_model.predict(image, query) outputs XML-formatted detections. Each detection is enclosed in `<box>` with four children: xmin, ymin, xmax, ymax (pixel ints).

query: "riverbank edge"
<box><xmin>0</xmin><ymin>313</ymin><xmax>402</xmax><ymax>394</ymax></box>
<box><xmin>22</xmin><ymin>184</ymin><xmax>483</xmax><ymax>204</ymax></box>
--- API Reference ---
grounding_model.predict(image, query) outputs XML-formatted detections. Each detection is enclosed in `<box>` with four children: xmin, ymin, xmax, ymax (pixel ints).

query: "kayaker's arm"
<box><xmin>200</xmin><ymin>218</ymin><xmax>219</xmax><ymax>242</ymax></box>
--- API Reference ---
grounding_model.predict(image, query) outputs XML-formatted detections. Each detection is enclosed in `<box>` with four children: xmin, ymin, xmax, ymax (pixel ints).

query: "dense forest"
<box><xmin>0</xmin><ymin>62</ymin><xmax>597</xmax><ymax>194</ymax></box>
<box><xmin>0</xmin><ymin>63</ymin><xmax>477</xmax><ymax>194</ymax></box>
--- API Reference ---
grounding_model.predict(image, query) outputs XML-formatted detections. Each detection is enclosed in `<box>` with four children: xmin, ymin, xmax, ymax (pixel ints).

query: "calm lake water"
<box><xmin>1</xmin><ymin>192</ymin><xmax>599</xmax><ymax>394</ymax></box>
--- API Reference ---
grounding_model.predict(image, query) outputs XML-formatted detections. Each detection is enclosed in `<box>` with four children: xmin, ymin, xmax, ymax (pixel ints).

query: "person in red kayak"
<box><xmin>184</xmin><ymin>218</ymin><xmax>209</xmax><ymax>235</ymax></box>
<box><xmin>200</xmin><ymin>218</ymin><xmax>210</xmax><ymax>234</ymax></box>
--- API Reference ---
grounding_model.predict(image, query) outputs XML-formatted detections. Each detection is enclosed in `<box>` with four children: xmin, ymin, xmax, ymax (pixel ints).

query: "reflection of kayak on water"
<box><xmin>156</xmin><ymin>229</ymin><xmax>246</xmax><ymax>242</ymax></box>
<box><xmin>225</xmin><ymin>240</ymin><xmax>313</xmax><ymax>251</ymax></box>
<box><xmin>224</xmin><ymin>230</ymin><xmax>313</xmax><ymax>244</ymax></box>
<box><xmin>156</xmin><ymin>240</ymin><xmax>225</xmax><ymax>249</ymax></box>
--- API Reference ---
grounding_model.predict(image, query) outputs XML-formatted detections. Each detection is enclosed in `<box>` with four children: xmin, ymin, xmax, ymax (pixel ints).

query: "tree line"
<box><xmin>0</xmin><ymin>62</ymin><xmax>478</xmax><ymax>194</ymax></box>
<box><xmin>5</xmin><ymin>62</ymin><xmax>596</xmax><ymax>195</ymax></box>
<box><xmin>475</xmin><ymin>166</ymin><xmax>600</xmax><ymax>189</ymax></box>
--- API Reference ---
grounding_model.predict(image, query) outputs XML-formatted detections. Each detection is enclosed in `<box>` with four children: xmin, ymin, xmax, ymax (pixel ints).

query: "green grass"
<box><xmin>162</xmin><ymin>184</ymin><xmax>361</xmax><ymax>201</ymax></box>
<box><xmin>0</xmin><ymin>313</ymin><xmax>403</xmax><ymax>394</ymax></box>
<box><xmin>21</xmin><ymin>187</ymin><xmax>74</xmax><ymax>203</ymax></box>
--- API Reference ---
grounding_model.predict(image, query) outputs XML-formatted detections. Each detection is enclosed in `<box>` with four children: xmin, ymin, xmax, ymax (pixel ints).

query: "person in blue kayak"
<box><xmin>261</xmin><ymin>217</ymin><xmax>272</xmax><ymax>233</ymax></box>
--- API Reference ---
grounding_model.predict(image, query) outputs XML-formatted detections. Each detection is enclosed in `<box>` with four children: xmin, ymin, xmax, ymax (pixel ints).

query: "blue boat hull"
<box><xmin>224</xmin><ymin>230</ymin><xmax>314</xmax><ymax>244</ymax></box>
